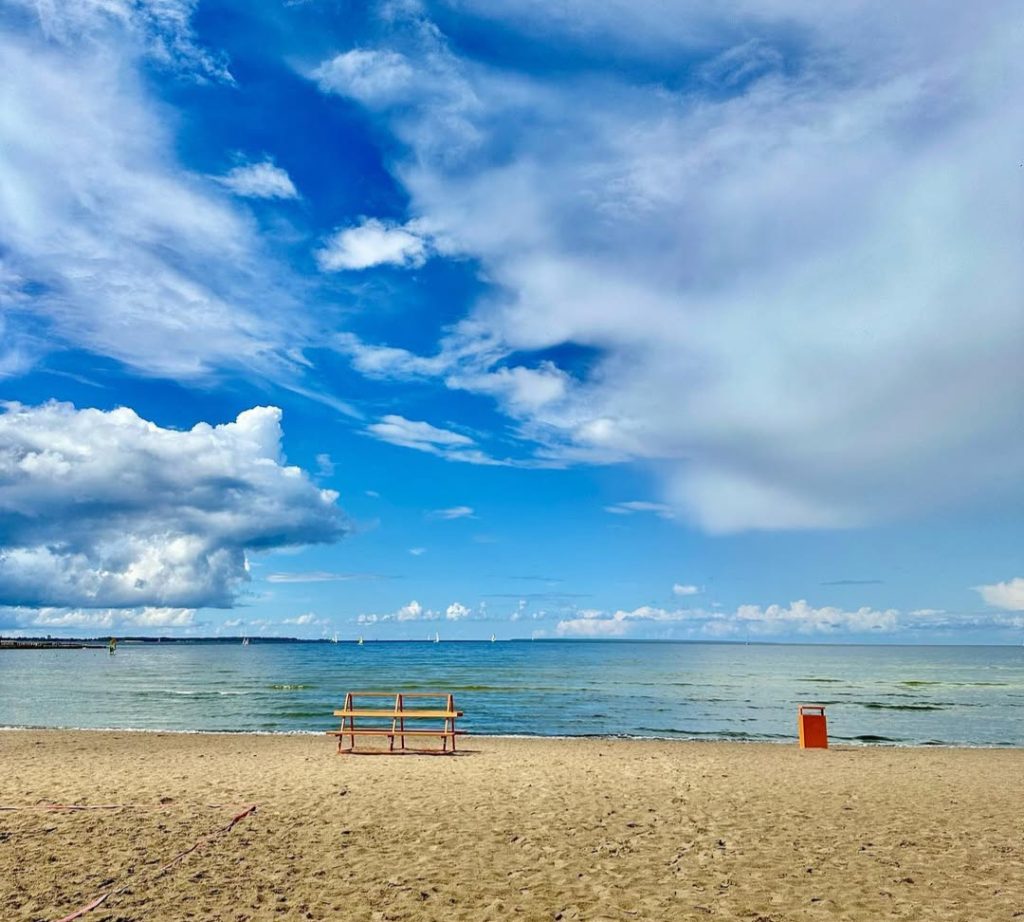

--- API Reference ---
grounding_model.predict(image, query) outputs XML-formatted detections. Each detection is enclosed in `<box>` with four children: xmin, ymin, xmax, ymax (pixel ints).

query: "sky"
<box><xmin>0</xmin><ymin>0</ymin><xmax>1022</xmax><ymax>643</ymax></box>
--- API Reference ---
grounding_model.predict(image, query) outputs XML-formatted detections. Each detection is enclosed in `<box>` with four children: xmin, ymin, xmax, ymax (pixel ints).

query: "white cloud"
<box><xmin>605</xmin><ymin>501</ymin><xmax>675</xmax><ymax>519</ymax></box>
<box><xmin>316</xmin><ymin>453</ymin><xmax>335</xmax><ymax>477</ymax></box>
<box><xmin>445</xmin><ymin>602</ymin><xmax>470</xmax><ymax>620</ymax></box>
<box><xmin>976</xmin><ymin>578</ymin><xmax>1024</xmax><ymax>612</ymax></box>
<box><xmin>556</xmin><ymin>599</ymin><xmax>903</xmax><ymax>638</ymax></box>
<box><xmin>365</xmin><ymin>415</ymin><xmax>502</xmax><ymax>465</ymax></box>
<box><xmin>217</xmin><ymin>160</ymin><xmax>299</xmax><ymax>199</ymax></box>
<box><xmin>283</xmin><ymin>612</ymin><xmax>318</xmax><ymax>626</ymax></box>
<box><xmin>0</xmin><ymin>402</ymin><xmax>346</xmax><ymax>609</ymax></box>
<box><xmin>311</xmin><ymin>1</ymin><xmax>1024</xmax><ymax>532</ymax></box>
<box><xmin>397</xmin><ymin>600</ymin><xmax>424</xmax><ymax>621</ymax></box>
<box><xmin>0</xmin><ymin>605</ymin><xmax>196</xmax><ymax>631</ymax></box>
<box><xmin>0</xmin><ymin>4</ymin><xmax>307</xmax><ymax>382</ymax></box>
<box><xmin>428</xmin><ymin>505</ymin><xmax>475</xmax><ymax>520</ymax></box>
<box><xmin>316</xmin><ymin>218</ymin><xmax>429</xmax><ymax>271</ymax></box>
<box><xmin>313</xmin><ymin>48</ymin><xmax>417</xmax><ymax>107</ymax></box>
<box><xmin>672</xmin><ymin>583</ymin><xmax>700</xmax><ymax>596</ymax></box>
<box><xmin>409</xmin><ymin>547</ymin><xmax>427</xmax><ymax>555</ymax></box>
<box><xmin>266</xmin><ymin>572</ymin><xmax>375</xmax><ymax>583</ymax></box>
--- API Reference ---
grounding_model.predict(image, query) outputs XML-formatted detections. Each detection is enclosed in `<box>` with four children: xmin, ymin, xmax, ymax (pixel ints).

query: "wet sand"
<box><xmin>1</xmin><ymin>730</ymin><xmax>1022</xmax><ymax>921</ymax></box>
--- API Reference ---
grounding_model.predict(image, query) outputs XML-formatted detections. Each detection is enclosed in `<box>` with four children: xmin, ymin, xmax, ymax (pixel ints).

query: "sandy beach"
<box><xmin>1</xmin><ymin>731</ymin><xmax>1022</xmax><ymax>921</ymax></box>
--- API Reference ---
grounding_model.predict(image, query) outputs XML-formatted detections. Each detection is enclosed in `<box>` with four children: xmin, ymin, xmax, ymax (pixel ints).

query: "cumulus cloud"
<box><xmin>445</xmin><ymin>602</ymin><xmax>470</xmax><ymax>620</ymax></box>
<box><xmin>316</xmin><ymin>219</ymin><xmax>429</xmax><ymax>271</ymax></box>
<box><xmin>976</xmin><ymin>578</ymin><xmax>1024</xmax><ymax>611</ymax></box>
<box><xmin>0</xmin><ymin>605</ymin><xmax>196</xmax><ymax>631</ymax></box>
<box><xmin>556</xmin><ymin>600</ymin><xmax>904</xmax><ymax>638</ymax></box>
<box><xmin>217</xmin><ymin>160</ymin><xmax>299</xmax><ymax>199</ymax></box>
<box><xmin>312</xmin><ymin>1</ymin><xmax>1024</xmax><ymax>532</ymax></box>
<box><xmin>0</xmin><ymin>402</ymin><xmax>346</xmax><ymax>609</ymax></box>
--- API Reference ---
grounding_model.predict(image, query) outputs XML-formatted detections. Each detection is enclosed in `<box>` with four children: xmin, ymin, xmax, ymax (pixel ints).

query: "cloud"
<box><xmin>409</xmin><ymin>547</ymin><xmax>427</xmax><ymax>555</ymax></box>
<box><xmin>0</xmin><ymin>605</ymin><xmax>196</xmax><ymax>631</ymax></box>
<box><xmin>0</xmin><ymin>402</ymin><xmax>346</xmax><ymax>609</ymax></box>
<box><xmin>311</xmin><ymin>1</ymin><xmax>1024</xmax><ymax>532</ymax></box>
<box><xmin>316</xmin><ymin>218</ymin><xmax>429</xmax><ymax>271</ymax></box>
<box><xmin>365</xmin><ymin>414</ymin><xmax>502</xmax><ymax>465</ymax></box>
<box><xmin>266</xmin><ymin>571</ymin><xmax>379</xmax><ymax>583</ymax></box>
<box><xmin>397</xmin><ymin>600</ymin><xmax>424</xmax><ymax>621</ymax></box>
<box><xmin>428</xmin><ymin>505</ymin><xmax>475</xmax><ymax>520</ymax></box>
<box><xmin>445</xmin><ymin>602</ymin><xmax>470</xmax><ymax>620</ymax></box>
<box><xmin>672</xmin><ymin>584</ymin><xmax>700</xmax><ymax>596</ymax></box>
<box><xmin>605</xmin><ymin>501</ymin><xmax>675</xmax><ymax>519</ymax></box>
<box><xmin>313</xmin><ymin>48</ymin><xmax>417</xmax><ymax>107</ymax></box>
<box><xmin>282</xmin><ymin>612</ymin><xmax>320</xmax><ymax>626</ymax></box>
<box><xmin>0</xmin><ymin>3</ymin><xmax>308</xmax><ymax>383</ymax></box>
<box><xmin>217</xmin><ymin>159</ymin><xmax>299</xmax><ymax>199</ymax></box>
<box><xmin>316</xmin><ymin>453</ymin><xmax>335</xmax><ymax>477</ymax></box>
<box><xmin>976</xmin><ymin>578</ymin><xmax>1024</xmax><ymax>611</ymax></box>
<box><xmin>556</xmin><ymin>599</ymin><xmax>904</xmax><ymax>638</ymax></box>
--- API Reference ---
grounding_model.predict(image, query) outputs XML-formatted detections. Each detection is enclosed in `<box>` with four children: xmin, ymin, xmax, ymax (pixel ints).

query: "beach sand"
<box><xmin>1</xmin><ymin>731</ymin><xmax>1022</xmax><ymax>921</ymax></box>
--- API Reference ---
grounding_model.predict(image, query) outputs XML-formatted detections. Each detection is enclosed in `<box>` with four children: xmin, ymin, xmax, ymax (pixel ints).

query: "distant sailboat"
<box><xmin>357</xmin><ymin>635</ymin><xmax>364</xmax><ymax>646</ymax></box>
<box><xmin>241</xmin><ymin>637</ymin><xmax>249</xmax><ymax>646</ymax></box>
<box><xmin>434</xmin><ymin>631</ymin><xmax>440</xmax><ymax>643</ymax></box>
<box><xmin>490</xmin><ymin>634</ymin><xmax>496</xmax><ymax>643</ymax></box>
<box><xmin>332</xmin><ymin>633</ymin><xmax>339</xmax><ymax>644</ymax></box>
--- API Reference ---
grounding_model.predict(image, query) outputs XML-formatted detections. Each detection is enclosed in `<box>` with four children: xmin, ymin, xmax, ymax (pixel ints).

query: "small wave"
<box><xmin>268</xmin><ymin>684</ymin><xmax>313</xmax><ymax>691</ymax></box>
<box><xmin>899</xmin><ymin>680</ymin><xmax>942</xmax><ymax>687</ymax></box>
<box><xmin>800</xmin><ymin>677</ymin><xmax>843</xmax><ymax>683</ymax></box>
<box><xmin>861</xmin><ymin>702</ymin><xmax>946</xmax><ymax>711</ymax></box>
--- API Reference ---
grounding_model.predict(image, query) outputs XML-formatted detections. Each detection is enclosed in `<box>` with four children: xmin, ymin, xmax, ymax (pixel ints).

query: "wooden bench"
<box><xmin>326</xmin><ymin>692</ymin><xmax>465</xmax><ymax>754</ymax></box>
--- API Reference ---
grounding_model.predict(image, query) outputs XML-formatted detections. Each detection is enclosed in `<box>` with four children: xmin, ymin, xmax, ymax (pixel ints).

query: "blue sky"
<box><xmin>0</xmin><ymin>0</ymin><xmax>1022</xmax><ymax>642</ymax></box>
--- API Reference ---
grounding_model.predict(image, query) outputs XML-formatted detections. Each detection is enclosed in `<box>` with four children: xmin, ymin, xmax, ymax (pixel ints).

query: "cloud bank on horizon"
<box><xmin>0</xmin><ymin>0</ymin><xmax>1021</xmax><ymax>639</ymax></box>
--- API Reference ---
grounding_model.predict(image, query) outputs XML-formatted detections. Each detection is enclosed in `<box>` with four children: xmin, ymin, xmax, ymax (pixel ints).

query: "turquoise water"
<box><xmin>1</xmin><ymin>641</ymin><xmax>1022</xmax><ymax>746</ymax></box>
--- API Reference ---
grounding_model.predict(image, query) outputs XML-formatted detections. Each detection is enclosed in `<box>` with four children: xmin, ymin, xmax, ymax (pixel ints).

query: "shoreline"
<box><xmin>0</xmin><ymin>725</ymin><xmax>1020</xmax><ymax>750</ymax></box>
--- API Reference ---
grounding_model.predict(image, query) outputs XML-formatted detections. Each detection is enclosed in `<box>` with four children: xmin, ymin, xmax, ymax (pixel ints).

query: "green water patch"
<box><xmin>899</xmin><ymin>680</ymin><xmax>943</xmax><ymax>687</ymax></box>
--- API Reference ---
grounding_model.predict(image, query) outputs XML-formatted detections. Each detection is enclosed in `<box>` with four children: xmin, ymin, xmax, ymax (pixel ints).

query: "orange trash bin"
<box><xmin>798</xmin><ymin>704</ymin><xmax>828</xmax><ymax>749</ymax></box>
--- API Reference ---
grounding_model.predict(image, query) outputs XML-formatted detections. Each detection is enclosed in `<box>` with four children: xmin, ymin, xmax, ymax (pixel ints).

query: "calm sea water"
<box><xmin>1</xmin><ymin>641</ymin><xmax>1022</xmax><ymax>746</ymax></box>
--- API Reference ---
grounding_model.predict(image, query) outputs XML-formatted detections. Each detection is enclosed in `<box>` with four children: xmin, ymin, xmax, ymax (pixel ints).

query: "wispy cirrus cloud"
<box><xmin>313</xmin><ymin>0</ymin><xmax>1024</xmax><ymax>533</ymax></box>
<box><xmin>605</xmin><ymin>501</ymin><xmax>675</xmax><ymax>520</ymax></box>
<box><xmin>427</xmin><ymin>505</ymin><xmax>475</xmax><ymax>520</ymax></box>
<box><xmin>0</xmin><ymin>2</ymin><xmax>311</xmax><ymax>386</ymax></box>
<box><xmin>266</xmin><ymin>571</ymin><xmax>381</xmax><ymax>584</ymax></box>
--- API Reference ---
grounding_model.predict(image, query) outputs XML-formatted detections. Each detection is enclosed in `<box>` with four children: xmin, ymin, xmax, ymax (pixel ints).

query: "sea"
<box><xmin>1</xmin><ymin>641</ymin><xmax>1022</xmax><ymax>747</ymax></box>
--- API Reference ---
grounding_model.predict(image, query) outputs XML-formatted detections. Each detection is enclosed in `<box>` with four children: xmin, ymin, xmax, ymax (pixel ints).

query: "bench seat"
<box><xmin>329</xmin><ymin>691</ymin><xmax>465</xmax><ymax>754</ymax></box>
<box><xmin>331</xmin><ymin>713</ymin><xmax>460</xmax><ymax>721</ymax></box>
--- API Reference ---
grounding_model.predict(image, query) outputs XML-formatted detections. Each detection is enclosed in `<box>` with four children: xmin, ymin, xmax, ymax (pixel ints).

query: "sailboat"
<box><xmin>332</xmin><ymin>633</ymin><xmax>339</xmax><ymax>644</ymax></box>
<box><xmin>434</xmin><ymin>631</ymin><xmax>440</xmax><ymax>644</ymax></box>
<box><xmin>357</xmin><ymin>635</ymin><xmax>364</xmax><ymax>646</ymax></box>
<box><xmin>241</xmin><ymin>637</ymin><xmax>249</xmax><ymax>646</ymax></box>
<box><xmin>490</xmin><ymin>633</ymin><xmax>496</xmax><ymax>643</ymax></box>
